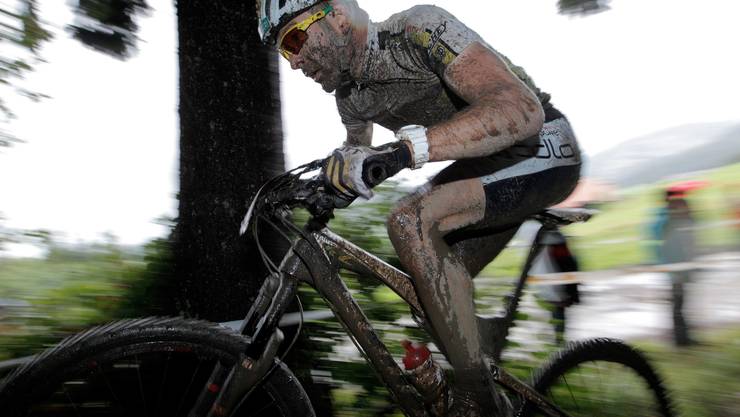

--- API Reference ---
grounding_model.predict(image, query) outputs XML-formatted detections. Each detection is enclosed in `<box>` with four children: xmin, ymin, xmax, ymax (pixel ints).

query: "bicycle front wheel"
<box><xmin>0</xmin><ymin>317</ymin><xmax>314</xmax><ymax>417</ymax></box>
<box><xmin>521</xmin><ymin>338</ymin><xmax>674</xmax><ymax>417</ymax></box>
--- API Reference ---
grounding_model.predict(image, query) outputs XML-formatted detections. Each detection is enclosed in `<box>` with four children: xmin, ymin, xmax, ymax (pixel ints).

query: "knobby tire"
<box><xmin>520</xmin><ymin>338</ymin><xmax>674</xmax><ymax>417</ymax></box>
<box><xmin>0</xmin><ymin>317</ymin><xmax>314</xmax><ymax>417</ymax></box>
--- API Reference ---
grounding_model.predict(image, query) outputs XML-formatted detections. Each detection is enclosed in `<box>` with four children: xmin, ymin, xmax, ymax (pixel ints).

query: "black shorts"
<box><xmin>435</xmin><ymin>117</ymin><xmax>582</xmax><ymax>243</ymax></box>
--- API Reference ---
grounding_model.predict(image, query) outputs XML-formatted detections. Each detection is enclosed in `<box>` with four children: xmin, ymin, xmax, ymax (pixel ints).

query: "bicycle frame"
<box><xmin>199</xmin><ymin>221</ymin><xmax>572</xmax><ymax>417</ymax></box>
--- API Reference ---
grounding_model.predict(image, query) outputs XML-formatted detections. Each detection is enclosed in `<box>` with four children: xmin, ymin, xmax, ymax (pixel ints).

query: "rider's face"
<box><xmin>277</xmin><ymin>9</ymin><xmax>345</xmax><ymax>93</ymax></box>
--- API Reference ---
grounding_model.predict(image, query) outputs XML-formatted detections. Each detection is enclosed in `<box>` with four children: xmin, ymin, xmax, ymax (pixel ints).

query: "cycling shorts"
<box><xmin>433</xmin><ymin>117</ymin><xmax>581</xmax><ymax>236</ymax></box>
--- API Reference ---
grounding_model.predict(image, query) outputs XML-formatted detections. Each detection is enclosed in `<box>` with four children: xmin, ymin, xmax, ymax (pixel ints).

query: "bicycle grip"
<box><xmin>363</xmin><ymin>160</ymin><xmax>391</xmax><ymax>188</ymax></box>
<box><xmin>361</xmin><ymin>144</ymin><xmax>409</xmax><ymax>188</ymax></box>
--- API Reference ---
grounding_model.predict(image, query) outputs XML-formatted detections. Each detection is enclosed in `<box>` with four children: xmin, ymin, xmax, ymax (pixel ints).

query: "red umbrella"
<box><xmin>667</xmin><ymin>180</ymin><xmax>709</xmax><ymax>193</ymax></box>
<box><xmin>666</xmin><ymin>180</ymin><xmax>709</xmax><ymax>198</ymax></box>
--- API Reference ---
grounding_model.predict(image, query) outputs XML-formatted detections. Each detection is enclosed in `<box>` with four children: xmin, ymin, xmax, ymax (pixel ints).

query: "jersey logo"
<box><xmin>428</xmin><ymin>21</ymin><xmax>447</xmax><ymax>53</ymax></box>
<box><xmin>409</xmin><ymin>22</ymin><xmax>458</xmax><ymax>66</ymax></box>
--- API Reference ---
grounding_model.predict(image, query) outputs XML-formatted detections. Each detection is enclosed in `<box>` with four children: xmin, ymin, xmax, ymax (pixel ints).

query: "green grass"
<box><xmin>566</xmin><ymin>162</ymin><xmax>740</xmax><ymax>270</ymax></box>
<box><xmin>0</xmin><ymin>248</ymin><xmax>146</xmax><ymax>360</ymax></box>
<box><xmin>638</xmin><ymin>327</ymin><xmax>740</xmax><ymax>417</ymax></box>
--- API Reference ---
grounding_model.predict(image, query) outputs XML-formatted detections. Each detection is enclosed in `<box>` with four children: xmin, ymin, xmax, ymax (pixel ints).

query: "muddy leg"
<box><xmin>450</xmin><ymin>226</ymin><xmax>520</xmax><ymax>278</ymax></box>
<box><xmin>388</xmin><ymin>178</ymin><xmax>507</xmax><ymax>416</ymax></box>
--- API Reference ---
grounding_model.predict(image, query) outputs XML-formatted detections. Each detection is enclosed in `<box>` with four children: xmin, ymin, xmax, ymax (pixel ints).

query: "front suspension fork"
<box><xmin>189</xmin><ymin>242</ymin><xmax>311</xmax><ymax>417</ymax></box>
<box><xmin>189</xmin><ymin>329</ymin><xmax>285</xmax><ymax>417</ymax></box>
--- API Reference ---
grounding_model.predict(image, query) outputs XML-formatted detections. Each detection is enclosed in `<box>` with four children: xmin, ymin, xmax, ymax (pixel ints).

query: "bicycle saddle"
<box><xmin>529</xmin><ymin>208</ymin><xmax>597</xmax><ymax>227</ymax></box>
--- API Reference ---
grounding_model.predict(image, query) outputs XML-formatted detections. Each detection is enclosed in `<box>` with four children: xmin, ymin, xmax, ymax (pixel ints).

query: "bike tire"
<box><xmin>520</xmin><ymin>338</ymin><xmax>674</xmax><ymax>417</ymax></box>
<box><xmin>0</xmin><ymin>317</ymin><xmax>315</xmax><ymax>417</ymax></box>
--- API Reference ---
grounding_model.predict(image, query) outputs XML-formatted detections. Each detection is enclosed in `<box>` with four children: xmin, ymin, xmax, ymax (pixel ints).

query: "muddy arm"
<box><xmin>427</xmin><ymin>42</ymin><xmax>545</xmax><ymax>161</ymax></box>
<box><xmin>344</xmin><ymin>119</ymin><xmax>373</xmax><ymax>146</ymax></box>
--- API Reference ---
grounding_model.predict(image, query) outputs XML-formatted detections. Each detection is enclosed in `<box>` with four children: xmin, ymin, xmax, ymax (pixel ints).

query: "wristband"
<box><xmin>395</xmin><ymin>125</ymin><xmax>429</xmax><ymax>169</ymax></box>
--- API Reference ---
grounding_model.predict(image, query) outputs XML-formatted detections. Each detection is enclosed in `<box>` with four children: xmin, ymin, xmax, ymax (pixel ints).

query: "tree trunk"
<box><xmin>173</xmin><ymin>0</ymin><xmax>284</xmax><ymax>321</ymax></box>
<box><xmin>171</xmin><ymin>4</ymin><xmax>335</xmax><ymax>414</ymax></box>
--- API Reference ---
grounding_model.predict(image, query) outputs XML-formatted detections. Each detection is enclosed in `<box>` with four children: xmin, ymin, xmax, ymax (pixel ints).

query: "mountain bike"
<box><xmin>0</xmin><ymin>157</ymin><xmax>675</xmax><ymax>417</ymax></box>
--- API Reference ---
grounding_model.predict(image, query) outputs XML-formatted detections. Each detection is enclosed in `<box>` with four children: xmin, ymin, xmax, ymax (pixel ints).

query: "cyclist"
<box><xmin>257</xmin><ymin>1</ymin><xmax>582</xmax><ymax>415</ymax></box>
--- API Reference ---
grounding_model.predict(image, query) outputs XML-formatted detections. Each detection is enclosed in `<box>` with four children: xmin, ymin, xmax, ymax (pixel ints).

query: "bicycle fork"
<box><xmin>188</xmin><ymin>244</ymin><xmax>307</xmax><ymax>417</ymax></box>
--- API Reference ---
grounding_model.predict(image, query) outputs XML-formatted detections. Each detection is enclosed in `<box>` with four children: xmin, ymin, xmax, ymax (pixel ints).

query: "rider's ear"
<box><xmin>327</xmin><ymin>2</ymin><xmax>352</xmax><ymax>36</ymax></box>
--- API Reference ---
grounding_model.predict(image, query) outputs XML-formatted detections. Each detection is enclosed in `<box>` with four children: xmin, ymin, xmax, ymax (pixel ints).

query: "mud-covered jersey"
<box><xmin>338</xmin><ymin>5</ymin><xmax>554</xmax><ymax>143</ymax></box>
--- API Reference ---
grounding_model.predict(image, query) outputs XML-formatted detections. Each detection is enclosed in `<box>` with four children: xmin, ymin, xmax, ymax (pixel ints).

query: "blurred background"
<box><xmin>1</xmin><ymin>0</ymin><xmax>740</xmax><ymax>416</ymax></box>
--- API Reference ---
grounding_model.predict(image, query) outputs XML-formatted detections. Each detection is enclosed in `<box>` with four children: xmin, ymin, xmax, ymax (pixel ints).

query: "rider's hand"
<box><xmin>323</xmin><ymin>146</ymin><xmax>374</xmax><ymax>207</ymax></box>
<box><xmin>323</xmin><ymin>142</ymin><xmax>412</xmax><ymax>207</ymax></box>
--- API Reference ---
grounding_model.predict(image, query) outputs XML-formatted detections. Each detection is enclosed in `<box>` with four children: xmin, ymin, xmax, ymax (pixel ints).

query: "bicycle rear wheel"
<box><xmin>521</xmin><ymin>338</ymin><xmax>674</xmax><ymax>417</ymax></box>
<box><xmin>0</xmin><ymin>317</ymin><xmax>314</xmax><ymax>417</ymax></box>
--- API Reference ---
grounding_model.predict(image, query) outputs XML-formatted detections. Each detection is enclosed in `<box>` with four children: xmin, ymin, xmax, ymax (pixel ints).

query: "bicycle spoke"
<box><xmin>134</xmin><ymin>354</ymin><xmax>149</xmax><ymax>417</ymax></box>
<box><xmin>583</xmin><ymin>362</ymin><xmax>594</xmax><ymax>409</ymax></box>
<box><xmin>155</xmin><ymin>352</ymin><xmax>172</xmax><ymax>415</ymax></box>
<box><xmin>594</xmin><ymin>360</ymin><xmax>603</xmax><ymax>409</ymax></box>
<box><xmin>97</xmin><ymin>362</ymin><xmax>126</xmax><ymax>417</ymax></box>
<box><xmin>250</xmin><ymin>397</ymin><xmax>277</xmax><ymax>416</ymax></box>
<box><xmin>174</xmin><ymin>358</ymin><xmax>203</xmax><ymax>417</ymax></box>
<box><xmin>561</xmin><ymin>374</ymin><xmax>580</xmax><ymax>413</ymax></box>
<box><xmin>61</xmin><ymin>382</ymin><xmax>82</xmax><ymax>417</ymax></box>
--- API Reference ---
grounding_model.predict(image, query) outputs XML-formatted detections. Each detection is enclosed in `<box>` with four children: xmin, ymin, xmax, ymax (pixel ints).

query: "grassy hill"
<box><xmin>567</xmin><ymin>162</ymin><xmax>740</xmax><ymax>270</ymax></box>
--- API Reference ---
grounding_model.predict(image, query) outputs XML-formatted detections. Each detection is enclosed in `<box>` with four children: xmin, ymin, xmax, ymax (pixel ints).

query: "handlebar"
<box><xmin>241</xmin><ymin>151</ymin><xmax>402</xmax><ymax>235</ymax></box>
<box><xmin>362</xmin><ymin>141</ymin><xmax>409</xmax><ymax>188</ymax></box>
<box><xmin>240</xmin><ymin>158</ymin><xmax>331</xmax><ymax>235</ymax></box>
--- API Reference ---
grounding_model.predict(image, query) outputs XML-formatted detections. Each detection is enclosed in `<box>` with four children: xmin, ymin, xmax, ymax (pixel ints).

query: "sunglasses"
<box><xmin>278</xmin><ymin>4</ymin><xmax>334</xmax><ymax>60</ymax></box>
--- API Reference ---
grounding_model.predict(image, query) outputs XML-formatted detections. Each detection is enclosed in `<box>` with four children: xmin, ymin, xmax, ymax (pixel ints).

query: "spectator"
<box><xmin>651</xmin><ymin>188</ymin><xmax>698</xmax><ymax>346</ymax></box>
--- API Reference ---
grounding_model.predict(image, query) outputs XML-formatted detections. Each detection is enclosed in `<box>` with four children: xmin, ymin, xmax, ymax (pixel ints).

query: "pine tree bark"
<box><xmin>173</xmin><ymin>0</ymin><xmax>284</xmax><ymax>321</ymax></box>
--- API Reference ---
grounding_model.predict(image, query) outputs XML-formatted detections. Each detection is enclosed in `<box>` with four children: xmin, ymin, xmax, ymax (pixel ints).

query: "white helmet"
<box><xmin>256</xmin><ymin>0</ymin><xmax>324</xmax><ymax>45</ymax></box>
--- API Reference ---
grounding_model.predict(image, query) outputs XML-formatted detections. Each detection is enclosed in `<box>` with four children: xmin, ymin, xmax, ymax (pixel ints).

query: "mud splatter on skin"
<box><xmin>278</xmin><ymin>4</ymin><xmax>356</xmax><ymax>94</ymax></box>
<box><xmin>388</xmin><ymin>178</ymin><xmax>488</xmax><ymax>370</ymax></box>
<box><xmin>506</xmin><ymin>120</ymin><xmax>519</xmax><ymax>136</ymax></box>
<box><xmin>297</xmin><ymin>33</ymin><xmax>345</xmax><ymax>93</ymax></box>
<box><xmin>426</xmin><ymin>42</ymin><xmax>544</xmax><ymax>161</ymax></box>
<box><xmin>523</xmin><ymin>96</ymin><xmax>538</xmax><ymax>113</ymax></box>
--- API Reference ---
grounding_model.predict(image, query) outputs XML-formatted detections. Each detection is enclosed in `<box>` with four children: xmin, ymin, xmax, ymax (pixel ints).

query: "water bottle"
<box><xmin>402</xmin><ymin>340</ymin><xmax>448</xmax><ymax>416</ymax></box>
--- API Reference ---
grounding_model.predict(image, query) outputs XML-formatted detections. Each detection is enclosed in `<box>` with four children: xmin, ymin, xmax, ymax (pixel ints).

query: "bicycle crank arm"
<box><xmin>491</xmin><ymin>365</ymin><xmax>570</xmax><ymax>417</ymax></box>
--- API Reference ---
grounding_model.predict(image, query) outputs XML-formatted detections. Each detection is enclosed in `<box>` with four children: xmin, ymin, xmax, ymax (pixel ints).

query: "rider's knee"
<box><xmin>387</xmin><ymin>202</ymin><xmax>415</xmax><ymax>243</ymax></box>
<box><xmin>387</xmin><ymin>192</ymin><xmax>427</xmax><ymax>242</ymax></box>
<box><xmin>388</xmin><ymin>190</ymin><xmax>444</xmax><ymax>244</ymax></box>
